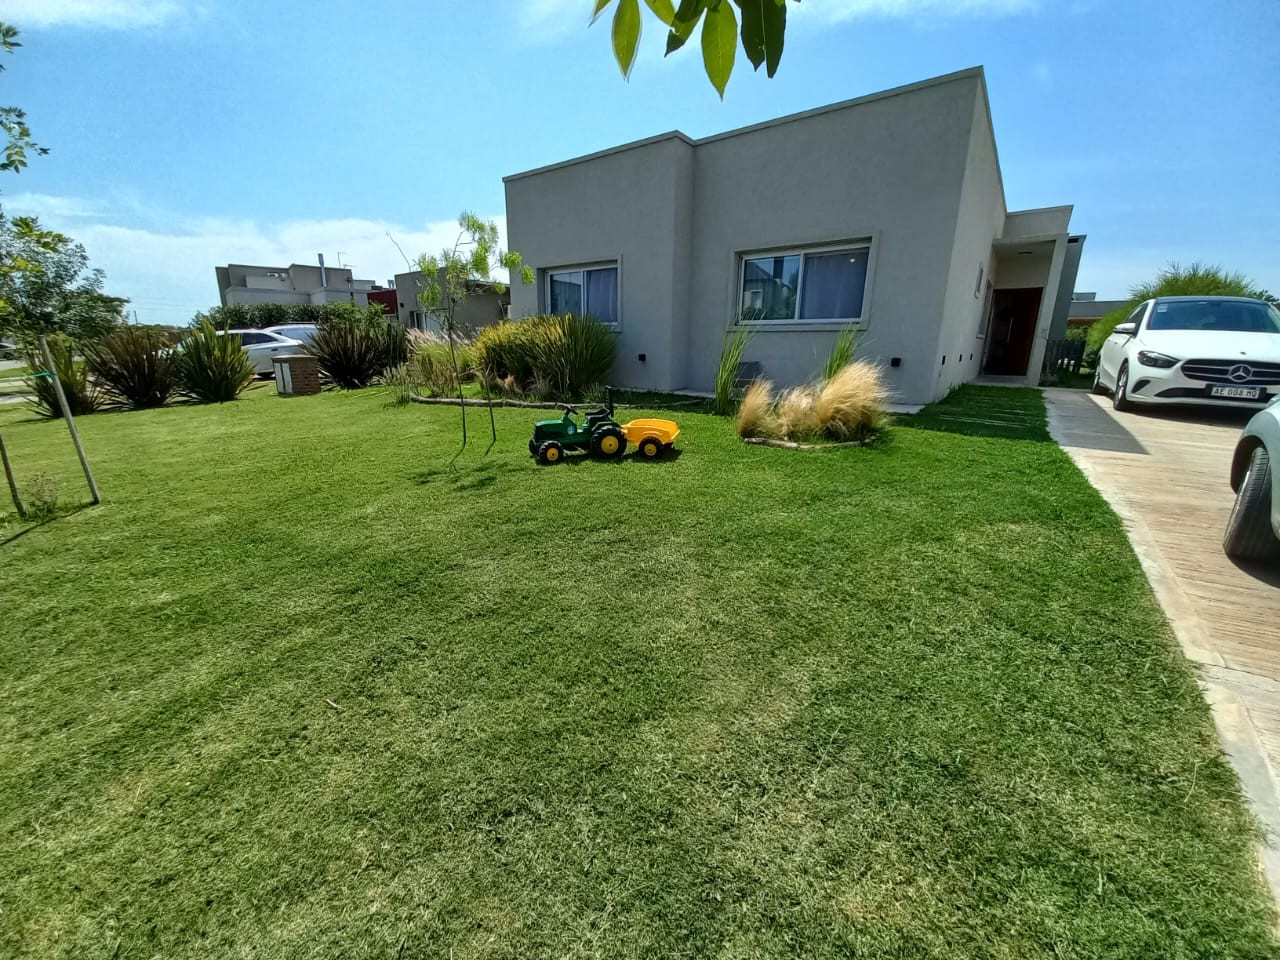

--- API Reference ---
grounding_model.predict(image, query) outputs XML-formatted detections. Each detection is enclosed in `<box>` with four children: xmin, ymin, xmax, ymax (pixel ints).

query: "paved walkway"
<box><xmin>1045</xmin><ymin>388</ymin><xmax>1280</xmax><ymax>896</ymax></box>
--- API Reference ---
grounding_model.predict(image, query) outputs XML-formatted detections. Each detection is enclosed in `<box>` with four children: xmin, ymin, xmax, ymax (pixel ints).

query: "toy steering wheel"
<box><xmin>563</xmin><ymin>404</ymin><xmax>578</xmax><ymax>415</ymax></box>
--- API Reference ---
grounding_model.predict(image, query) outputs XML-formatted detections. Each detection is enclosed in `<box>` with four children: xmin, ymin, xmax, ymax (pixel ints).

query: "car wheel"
<box><xmin>1224</xmin><ymin>446</ymin><xmax>1280</xmax><ymax>562</ymax></box>
<box><xmin>1090</xmin><ymin>365</ymin><xmax>1108</xmax><ymax>396</ymax></box>
<box><xmin>1112</xmin><ymin>362</ymin><xmax>1133</xmax><ymax>412</ymax></box>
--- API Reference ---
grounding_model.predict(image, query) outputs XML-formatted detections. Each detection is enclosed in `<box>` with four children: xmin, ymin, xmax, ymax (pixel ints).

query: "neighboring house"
<box><xmin>215</xmin><ymin>262</ymin><xmax>379</xmax><ymax>308</ymax></box>
<box><xmin>366</xmin><ymin>287</ymin><xmax>399</xmax><ymax>317</ymax></box>
<box><xmin>392</xmin><ymin>270</ymin><xmax>510</xmax><ymax>335</ymax></box>
<box><xmin>504</xmin><ymin>67</ymin><xmax>1086</xmax><ymax>405</ymax></box>
<box><xmin>1067</xmin><ymin>292</ymin><xmax>1128</xmax><ymax>328</ymax></box>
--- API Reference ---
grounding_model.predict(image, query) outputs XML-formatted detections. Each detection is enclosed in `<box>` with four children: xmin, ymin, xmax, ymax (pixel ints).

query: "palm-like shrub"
<box><xmin>308</xmin><ymin>304</ymin><xmax>408</xmax><ymax>389</ymax></box>
<box><xmin>174</xmin><ymin>321</ymin><xmax>255</xmax><ymax>403</ymax></box>
<box><xmin>21</xmin><ymin>334</ymin><xmax>104</xmax><ymax>418</ymax></box>
<box><xmin>83</xmin><ymin>325</ymin><xmax>175</xmax><ymax>410</ymax></box>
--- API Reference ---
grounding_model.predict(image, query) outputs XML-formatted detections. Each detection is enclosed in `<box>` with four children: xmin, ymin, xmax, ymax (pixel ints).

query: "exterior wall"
<box><xmin>394</xmin><ymin>270</ymin><xmax>510</xmax><ymax>335</ymax></box>
<box><xmin>506</xmin><ymin>135</ymin><xmax>694</xmax><ymax>391</ymax></box>
<box><xmin>936</xmin><ymin>82</ymin><xmax>1006</xmax><ymax>397</ymax></box>
<box><xmin>503</xmin><ymin>68</ymin><xmax>1077</xmax><ymax>403</ymax></box>
<box><xmin>225</xmin><ymin>287</ymin><xmax>311</xmax><ymax>306</ymax></box>
<box><xmin>1047</xmin><ymin>236</ymin><xmax>1086</xmax><ymax>341</ymax></box>
<box><xmin>682</xmin><ymin>74</ymin><xmax>979</xmax><ymax>404</ymax></box>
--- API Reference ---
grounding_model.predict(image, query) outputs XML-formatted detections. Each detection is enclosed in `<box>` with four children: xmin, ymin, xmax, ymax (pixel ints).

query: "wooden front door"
<box><xmin>983</xmin><ymin>287</ymin><xmax>1043</xmax><ymax>376</ymax></box>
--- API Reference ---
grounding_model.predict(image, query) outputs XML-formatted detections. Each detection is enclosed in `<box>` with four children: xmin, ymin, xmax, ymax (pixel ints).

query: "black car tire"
<box><xmin>1091</xmin><ymin>365</ymin><xmax>1108</xmax><ymax>396</ymax></box>
<box><xmin>1224</xmin><ymin>445</ymin><xmax>1280</xmax><ymax>562</ymax></box>
<box><xmin>1113</xmin><ymin>363</ymin><xmax>1133</xmax><ymax>412</ymax></box>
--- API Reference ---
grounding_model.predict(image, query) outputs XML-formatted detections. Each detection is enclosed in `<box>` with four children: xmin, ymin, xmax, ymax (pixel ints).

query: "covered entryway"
<box><xmin>982</xmin><ymin>235</ymin><xmax>1066</xmax><ymax>384</ymax></box>
<box><xmin>982</xmin><ymin>287</ymin><xmax>1042</xmax><ymax>375</ymax></box>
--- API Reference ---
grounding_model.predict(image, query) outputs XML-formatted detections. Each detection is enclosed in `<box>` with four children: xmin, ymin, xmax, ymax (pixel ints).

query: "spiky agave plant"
<box><xmin>83</xmin><ymin>325</ymin><xmax>176</xmax><ymax>410</ymax></box>
<box><xmin>174</xmin><ymin>321</ymin><xmax>255</xmax><ymax>403</ymax></box>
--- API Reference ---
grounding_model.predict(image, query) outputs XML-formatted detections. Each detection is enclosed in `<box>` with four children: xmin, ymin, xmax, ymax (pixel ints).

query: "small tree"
<box><xmin>0</xmin><ymin>214</ymin><xmax>111</xmax><ymax>504</ymax></box>
<box><xmin>1086</xmin><ymin>262</ymin><xmax>1276</xmax><ymax>353</ymax></box>
<box><xmin>413</xmin><ymin>213</ymin><xmax>533</xmax><ymax>454</ymax></box>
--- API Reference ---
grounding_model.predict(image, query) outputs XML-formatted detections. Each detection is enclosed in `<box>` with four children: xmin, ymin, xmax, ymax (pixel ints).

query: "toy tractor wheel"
<box><xmin>591</xmin><ymin>425</ymin><xmax>626</xmax><ymax>459</ymax></box>
<box><xmin>638</xmin><ymin>436</ymin><xmax>663</xmax><ymax>460</ymax></box>
<box><xmin>528</xmin><ymin>439</ymin><xmax>539</xmax><ymax>458</ymax></box>
<box><xmin>537</xmin><ymin>440</ymin><xmax>565</xmax><ymax>466</ymax></box>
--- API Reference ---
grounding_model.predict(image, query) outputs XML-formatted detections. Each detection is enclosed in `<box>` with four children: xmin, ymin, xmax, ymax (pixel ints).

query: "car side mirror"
<box><xmin>1113</xmin><ymin>322</ymin><xmax>1137</xmax><ymax>337</ymax></box>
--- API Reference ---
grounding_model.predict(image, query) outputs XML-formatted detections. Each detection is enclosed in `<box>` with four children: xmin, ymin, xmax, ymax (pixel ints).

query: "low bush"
<box><xmin>308</xmin><ymin>304</ymin><xmax>408</xmax><ymax>389</ymax></box>
<box><xmin>21</xmin><ymin>335</ymin><xmax>105</xmax><ymax>419</ymax></box>
<box><xmin>737</xmin><ymin>360</ymin><xmax>887</xmax><ymax>444</ymax></box>
<box><xmin>83</xmin><ymin>325</ymin><xmax>176</xmax><ymax>410</ymax></box>
<box><xmin>174</xmin><ymin>321</ymin><xmax>255</xmax><ymax>403</ymax></box>
<box><xmin>473</xmin><ymin>314</ymin><xmax>615</xmax><ymax>401</ymax></box>
<box><xmin>194</xmin><ymin>301</ymin><xmax>381</xmax><ymax>331</ymax></box>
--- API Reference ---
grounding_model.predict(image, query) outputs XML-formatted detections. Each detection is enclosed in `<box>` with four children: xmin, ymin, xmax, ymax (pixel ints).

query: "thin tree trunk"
<box><xmin>0</xmin><ymin>429</ymin><xmax>23</xmax><ymax>518</ymax></box>
<box><xmin>444</xmin><ymin>309</ymin><xmax>467</xmax><ymax>460</ymax></box>
<box><xmin>38</xmin><ymin>334</ymin><xmax>101</xmax><ymax>505</ymax></box>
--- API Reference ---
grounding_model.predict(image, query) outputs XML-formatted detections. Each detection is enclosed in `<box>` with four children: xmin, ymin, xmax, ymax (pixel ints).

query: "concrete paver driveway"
<box><xmin>1045</xmin><ymin>388</ymin><xmax>1280</xmax><ymax>894</ymax></box>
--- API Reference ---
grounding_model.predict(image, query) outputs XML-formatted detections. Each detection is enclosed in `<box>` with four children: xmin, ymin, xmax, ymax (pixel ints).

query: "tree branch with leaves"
<box><xmin>594</xmin><ymin>0</ymin><xmax>797</xmax><ymax>97</ymax></box>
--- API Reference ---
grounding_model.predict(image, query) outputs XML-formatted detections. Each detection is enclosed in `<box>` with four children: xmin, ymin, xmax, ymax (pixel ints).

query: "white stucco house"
<box><xmin>503</xmin><ymin>67</ymin><xmax>1085</xmax><ymax>406</ymax></box>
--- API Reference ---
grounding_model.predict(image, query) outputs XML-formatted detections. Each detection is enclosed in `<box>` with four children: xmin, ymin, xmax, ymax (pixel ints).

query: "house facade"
<box><xmin>391</xmin><ymin>270</ymin><xmax>510</xmax><ymax>335</ymax></box>
<box><xmin>503</xmin><ymin>68</ymin><xmax>1084</xmax><ymax>405</ymax></box>
<box><xmin>215</xmin><ymin>262</ymin><xmax>378</xmax><ymax>309</ymax></box>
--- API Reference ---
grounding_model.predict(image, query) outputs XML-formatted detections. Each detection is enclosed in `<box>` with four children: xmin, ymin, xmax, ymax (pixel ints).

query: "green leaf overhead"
<box><xmin>591</xmin><ymin>0</ymin><xmax>614</xmax><ymax>23</ymax></box>
<box><xmin>612</xmin><ymin>0</ymin><xmax>643</xmax><ymax>78</ymax></box>
<box><xmin>701</xmin><ymin>0</ymin><xmax>737</xmax><ymax>98</ymax></box>
<box><xmin>737</xmin><ymin>0</ymin><xmax>787</xmax><ymax>76</ymax></box>
<box><xmin>665</xmin><ymin>0</ymin><xmax>706</xmax><ymax>55</ymax></box>
<box><xmin>642</xmin><ymin>0</ymin><xmax>677</xmax><ymax>25</ymax></box>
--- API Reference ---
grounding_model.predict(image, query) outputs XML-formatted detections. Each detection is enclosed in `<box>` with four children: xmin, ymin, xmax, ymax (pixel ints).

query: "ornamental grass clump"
<box><xmin>737</xmin><ymin>360</ymin><xmax>888</xmax><ymax>444</ymax></box>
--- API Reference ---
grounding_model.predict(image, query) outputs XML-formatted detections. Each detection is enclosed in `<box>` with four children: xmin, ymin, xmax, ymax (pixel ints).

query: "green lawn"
<box><xmin>0</xmin><ymin>384</ymin><xmax>1273</xmax><ymax>958</ymax></box>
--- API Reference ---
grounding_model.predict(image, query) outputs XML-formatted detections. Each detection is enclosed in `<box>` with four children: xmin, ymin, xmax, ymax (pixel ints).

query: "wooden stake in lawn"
<box><xmin>38</xmin><ymin>333</ymin><xmax>100</xmax><ymax>504</ymax></box>
<box><xmin>0</xmin><ymin>427</ymin><xmax>23</xmax><ymax>517</ymax></box>
<box><xmin>415</xmin><ymin>213</ymin><xmax>533</xmax><ymax>458</ymax></box>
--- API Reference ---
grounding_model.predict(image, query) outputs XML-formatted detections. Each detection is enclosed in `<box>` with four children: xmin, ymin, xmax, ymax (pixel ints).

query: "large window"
<box><xmin>739</xmin><ymin>244</ymin><xmax>870</xmax><ymax>324</ymax></box>
<box><xmin>546</xmin><ymin>264</ymin><xmax>619</xmax><ymax>327</ymax></box>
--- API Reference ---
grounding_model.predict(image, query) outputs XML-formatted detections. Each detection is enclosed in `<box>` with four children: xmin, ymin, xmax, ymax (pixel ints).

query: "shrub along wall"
<box><xmin>194</xmin><ymin>302</ymin><xmax>388</xmax><ymax>330</ymax></box>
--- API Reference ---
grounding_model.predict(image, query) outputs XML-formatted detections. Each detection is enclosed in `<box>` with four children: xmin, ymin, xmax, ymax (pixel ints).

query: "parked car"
<box><xmin>1225</xmin><ymin>397</ymin><xmax>1280</xmax><ymax>561</ymax></box>
<box><xmin>1093</xmin><ymin>296</ymin><xmax>1280</xmax><ymax>412</ymax></box>
<box><xmin>215</xmin><ymin>328</ymin><xmax>304</xmax><ymax>375</ymax></box>
<box><xmin>264</xmin><ymin>323</ymin><xmax>318</xmax><ymax>346</ymax></box>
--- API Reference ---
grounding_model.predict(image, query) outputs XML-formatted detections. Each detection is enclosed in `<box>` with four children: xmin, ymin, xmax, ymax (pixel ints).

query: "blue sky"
<box><xmin>3</xmin><ymin>0</ymin><xmax>1277</xmax><ymax>326</ymax></box>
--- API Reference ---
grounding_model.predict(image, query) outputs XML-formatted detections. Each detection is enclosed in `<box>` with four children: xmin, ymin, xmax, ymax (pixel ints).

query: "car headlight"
<box><xmin>1136</xmin><ymin>350</ymin><xmax>1179</xmax><ymax>369</ymax></box>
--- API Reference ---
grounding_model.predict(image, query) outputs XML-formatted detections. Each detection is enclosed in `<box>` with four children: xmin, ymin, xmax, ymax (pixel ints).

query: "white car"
<box><xmin>1093</xmin><ymin>296</ymin><xmax>1280</xmax><ymax>411</ymax></box>
<box><xmin>216</xmin><ymin>328</ymin><xmax>304</xmax><ymax>375</ymax></box>
<box><xmin>264</xmin><ymin>323</ymin><xmax>318</xmax><ymax>346</ymax></box>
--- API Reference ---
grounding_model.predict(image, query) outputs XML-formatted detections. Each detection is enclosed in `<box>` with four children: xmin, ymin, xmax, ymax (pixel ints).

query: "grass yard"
<box><xmin>0</xmin><ymin>384</ymin><xmax>1274</xmax><ymax>958</ymax></box>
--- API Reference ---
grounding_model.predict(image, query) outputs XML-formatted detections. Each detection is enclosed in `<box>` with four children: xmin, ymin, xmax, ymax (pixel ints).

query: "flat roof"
<box><xmin>504</xmin><ymin>66</ymin><xmax>987</xmax><ymax>183</ymax></box>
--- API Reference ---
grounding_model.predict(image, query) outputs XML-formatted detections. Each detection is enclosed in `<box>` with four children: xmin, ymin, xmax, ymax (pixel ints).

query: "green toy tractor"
<box><xmin>528</xmin><ymin>389</ymin><xmax>626</xmax><ymax>465</ymax></box>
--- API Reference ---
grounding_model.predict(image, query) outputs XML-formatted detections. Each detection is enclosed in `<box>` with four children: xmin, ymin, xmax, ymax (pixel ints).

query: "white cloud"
<box><xmin>794</xmin><ymin>0</ymin><xmax>1037</xmax><ymax>22</ymax></box>
<box><xmin>4</xmin><ymin>193</ymin><xmax>512</xmax><ymax>327</ymax></box>
<box><xmin>4</xmin><ymin>0</ymin><xmax>197</xmax><ymax>30</ymax></box>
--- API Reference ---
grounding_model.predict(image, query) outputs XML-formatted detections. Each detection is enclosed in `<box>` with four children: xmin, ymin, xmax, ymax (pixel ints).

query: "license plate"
<box><xmin>1209</xmin><ymin>384</ymin><xmax>1262</xmax><ymax>400</ymax></box>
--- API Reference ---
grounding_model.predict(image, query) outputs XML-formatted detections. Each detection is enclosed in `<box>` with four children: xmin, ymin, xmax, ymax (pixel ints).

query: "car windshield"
<box><xmin>1147</xmin><ymin>300</ymin><xmax>1280</xmax><ymax>334</ymax></box>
